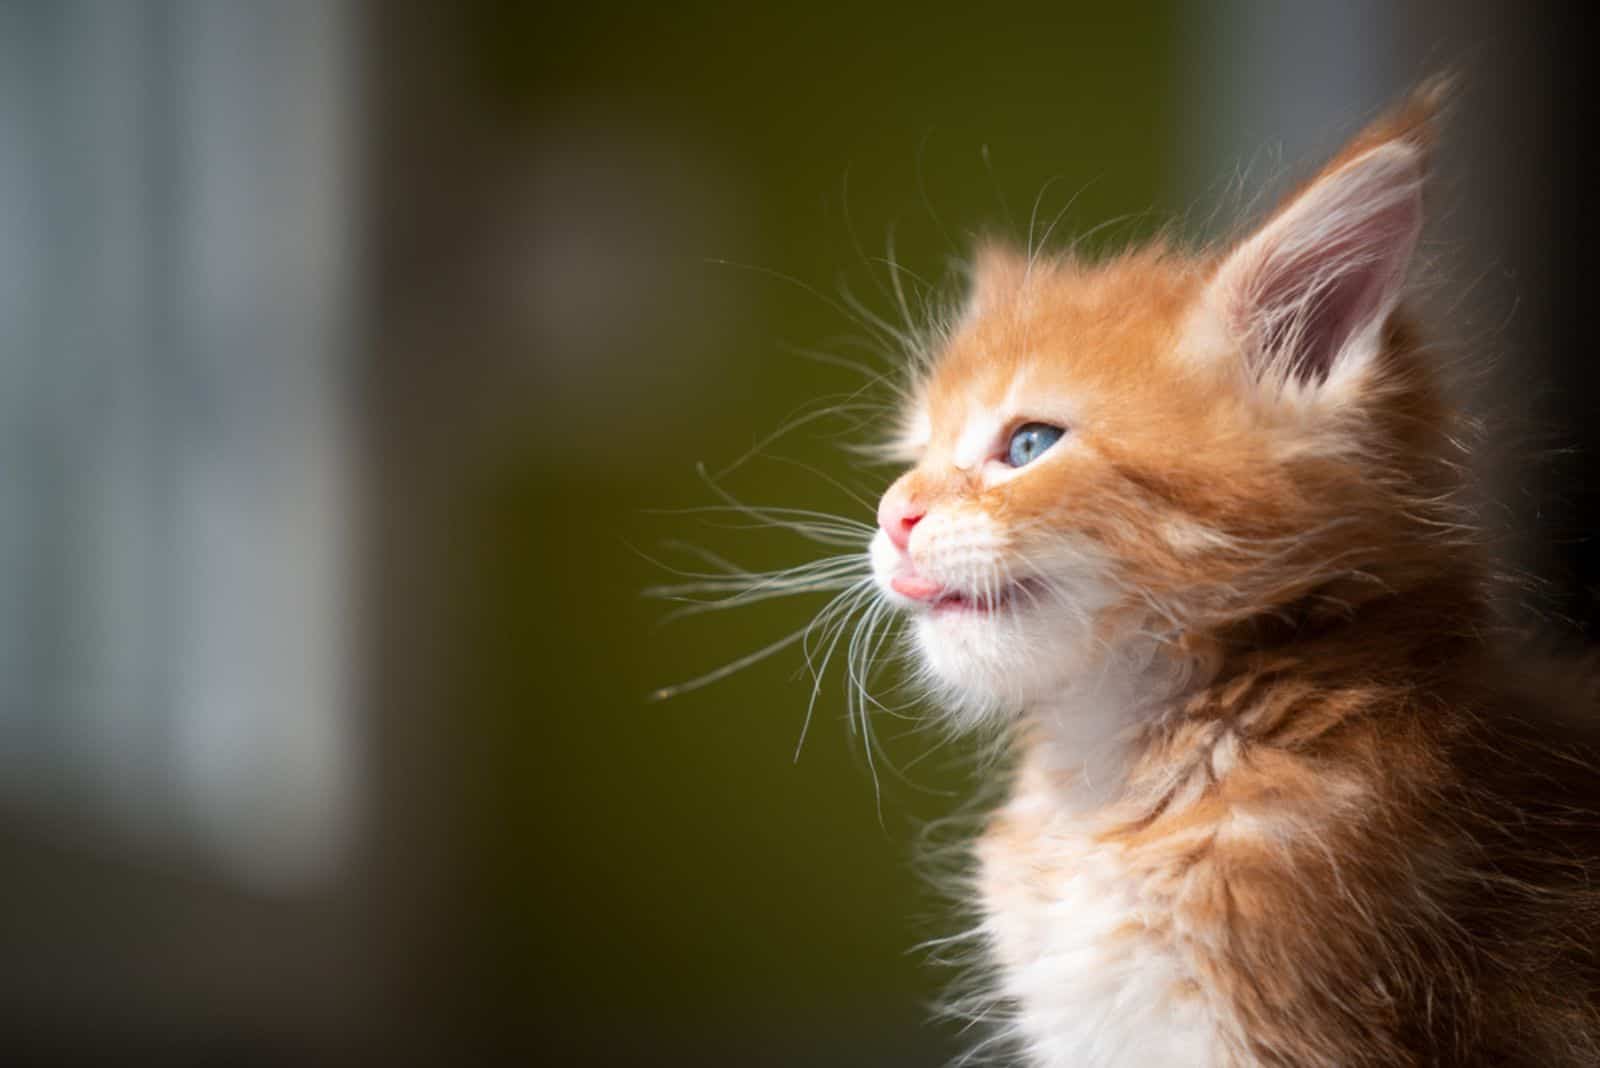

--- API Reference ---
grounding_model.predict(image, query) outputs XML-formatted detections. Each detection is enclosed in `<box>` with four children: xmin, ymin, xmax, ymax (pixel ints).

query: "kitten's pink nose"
<box><xmin>877</xmin><ymin>491</ymin><xmax>924</xmax><ymax>552</ymax></box>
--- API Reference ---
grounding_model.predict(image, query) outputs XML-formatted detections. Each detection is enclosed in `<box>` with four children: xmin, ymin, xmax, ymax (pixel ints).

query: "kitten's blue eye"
<box><xmin>1005</xmin><ymin>422</ymin><xmax>1066</xmax><ymax>468</ymax></box>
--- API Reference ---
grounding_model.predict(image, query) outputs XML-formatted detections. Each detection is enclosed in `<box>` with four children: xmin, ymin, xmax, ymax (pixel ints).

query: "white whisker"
<box><xmin>648</xmin><ymin>627</ymin><xmax>813</xmax><ymax>702</ymax></box>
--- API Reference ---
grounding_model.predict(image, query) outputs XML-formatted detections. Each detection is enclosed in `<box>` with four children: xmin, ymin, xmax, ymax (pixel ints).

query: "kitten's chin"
<box><xmin>910</xmin><ymin>602</ymin><xmax>1104</xmax><ymax>729</ymax></box>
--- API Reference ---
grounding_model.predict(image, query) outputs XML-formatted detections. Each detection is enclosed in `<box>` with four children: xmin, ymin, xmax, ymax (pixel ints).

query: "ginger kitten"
<box><xmin>857</xmin><ymin>85</ymin><xmax>1600</xmax><ymax>1065</ymax></box>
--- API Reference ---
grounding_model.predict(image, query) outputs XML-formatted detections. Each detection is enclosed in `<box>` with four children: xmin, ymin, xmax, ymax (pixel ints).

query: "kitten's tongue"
<box><xmin>891</xmin><ymin>573</ymin><xmax>943</xmax><ymax>601</ymax></box>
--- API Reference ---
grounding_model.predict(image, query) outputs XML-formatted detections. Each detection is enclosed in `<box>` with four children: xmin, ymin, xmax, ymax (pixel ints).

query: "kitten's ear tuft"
<box><xmin>968</xmin><ymin>240</ymin><xmax>1027</xmax><ymax>312</ymax></box>
<box><xmin>1203</xmin><ymin>82</ymin><xmax>1445</xmax><ymax>392</ymax></box>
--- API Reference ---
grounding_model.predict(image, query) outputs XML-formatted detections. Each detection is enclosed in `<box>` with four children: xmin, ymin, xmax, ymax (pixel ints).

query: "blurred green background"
<box><xmin>451</xmin><ymin>3</ymin><xmax>1174</xmax><ymax>1063</ymax></box>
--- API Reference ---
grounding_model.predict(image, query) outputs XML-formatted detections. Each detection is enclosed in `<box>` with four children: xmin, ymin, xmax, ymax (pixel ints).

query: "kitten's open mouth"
<box><xmin>931</xmin><ymin>579</ymin><xmax>1041</xmax><ymax>617</ymax></box>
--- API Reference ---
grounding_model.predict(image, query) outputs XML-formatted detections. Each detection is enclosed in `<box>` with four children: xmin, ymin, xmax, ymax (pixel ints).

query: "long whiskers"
<box><xmin>647</xmin><ymin>470</ymin><xmax>915</xmax><ymax>785</ymax></box>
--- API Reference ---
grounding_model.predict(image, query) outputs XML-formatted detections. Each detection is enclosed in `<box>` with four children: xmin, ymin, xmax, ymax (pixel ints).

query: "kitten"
<box><xmin>859</xmin><ymin>83</ymin><xmax>1600</xmax><ymax>1066</ymax></box>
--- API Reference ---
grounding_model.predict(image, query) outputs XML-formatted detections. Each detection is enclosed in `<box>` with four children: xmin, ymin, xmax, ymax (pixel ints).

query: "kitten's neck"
<box><xmin>1021</xmin><ymin>633</ymin><xmax>1193</xmax><ymax>812</ymax></box>
<box><xmin>1022</xmin><ymin>570</ymin><xmax>1487</xmax><ymax>815</ymax></box>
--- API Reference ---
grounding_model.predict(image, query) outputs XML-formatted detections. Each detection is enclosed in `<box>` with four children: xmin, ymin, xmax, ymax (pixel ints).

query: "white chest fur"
<box><xmin>975</xmin><ymin>770</ymin><xmax>1237</xmax><ymax>1068</ymax></box>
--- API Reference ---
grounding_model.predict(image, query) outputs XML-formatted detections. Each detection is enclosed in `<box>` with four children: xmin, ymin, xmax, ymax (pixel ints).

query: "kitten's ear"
<box><xmin>1200</xmin><ymin>81</ymin><xmax>1447</xmax><ymax>393</ymax></box>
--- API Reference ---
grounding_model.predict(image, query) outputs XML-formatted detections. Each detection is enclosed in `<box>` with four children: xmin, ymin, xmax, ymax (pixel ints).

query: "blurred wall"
<box><xmin>1</xmin><ymin>1</ymin><xmax>368</xmax><ymax>1063</ymax></box>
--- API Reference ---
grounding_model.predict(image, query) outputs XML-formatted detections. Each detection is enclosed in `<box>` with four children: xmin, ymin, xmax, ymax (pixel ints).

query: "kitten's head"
<box><xmin>872</xmin><ymin>85</ymin><xmax>1457</xmax><ymax>726</ymax></box>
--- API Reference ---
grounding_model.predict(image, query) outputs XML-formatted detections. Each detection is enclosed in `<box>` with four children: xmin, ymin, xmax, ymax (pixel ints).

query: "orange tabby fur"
<box><xmin>871</xmin><ymin>85</ymin><xmax>1600</xmax><ymax>1065</ymax></box>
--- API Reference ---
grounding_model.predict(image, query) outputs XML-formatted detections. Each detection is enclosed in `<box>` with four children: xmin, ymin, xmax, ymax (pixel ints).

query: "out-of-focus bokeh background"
<box><xmin>2</xmin><ymin>2</ymin><xmax>1594</xmax><ymax>1065</ymax></box>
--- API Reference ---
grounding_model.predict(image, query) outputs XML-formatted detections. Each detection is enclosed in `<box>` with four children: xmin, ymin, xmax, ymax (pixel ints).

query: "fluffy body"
<box><xmin>865</xmin><ymin>86</ymin><xmax>1600</xmax><ymax>1065</ymax></box>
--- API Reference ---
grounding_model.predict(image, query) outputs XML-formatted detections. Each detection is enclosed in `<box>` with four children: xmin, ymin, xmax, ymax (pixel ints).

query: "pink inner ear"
<box><xmin>1224</xmin><ymin>144</ymin><xmax>1423</xmax><ymax>387</ymax></box>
